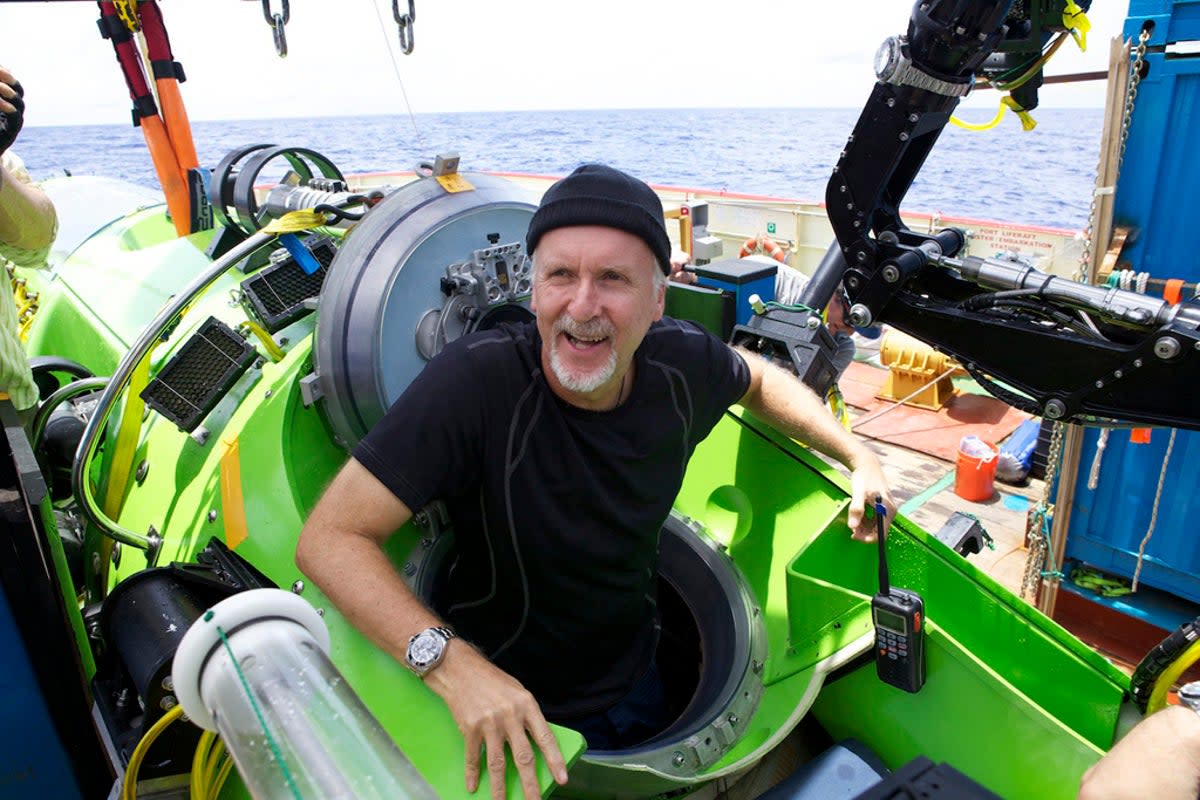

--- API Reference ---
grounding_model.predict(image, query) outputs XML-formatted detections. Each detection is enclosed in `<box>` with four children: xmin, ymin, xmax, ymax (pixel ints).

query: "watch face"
<box><xmin>409</xmin><ymin>630</ymin><xmax>444</xmax><ymax>665</ymax></box>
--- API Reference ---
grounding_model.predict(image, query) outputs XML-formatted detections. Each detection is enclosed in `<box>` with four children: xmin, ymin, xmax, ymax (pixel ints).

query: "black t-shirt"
<box><xmin>354</xmin><ymin>317</ymin><xmax>750</xmax><ymax>717</ymax></box>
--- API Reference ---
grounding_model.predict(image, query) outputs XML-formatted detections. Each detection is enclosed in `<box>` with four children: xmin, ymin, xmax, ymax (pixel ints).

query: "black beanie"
<box><xmin>526</xmin><ymin>164</ymin><xmax>671</xmax><ymax>274</ymax></box>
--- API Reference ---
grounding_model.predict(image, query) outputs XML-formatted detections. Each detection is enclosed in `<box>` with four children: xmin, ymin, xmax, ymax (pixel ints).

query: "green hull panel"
<box><xmin>15</xmin><ymin>181</ymin><xmax>1132</xmax><ymax>799</ymax></box>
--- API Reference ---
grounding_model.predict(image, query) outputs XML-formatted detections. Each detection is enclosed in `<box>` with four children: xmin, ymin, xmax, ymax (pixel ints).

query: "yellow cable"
<box><xmin>261</xmin><ymin>209</ymin><xmax>327</xmax><ymax>234</ymax></box>
<box><xmin>122</xmin><ymin>704</ymin><xmax>184</xmax><ymax>800</ymax></box>
<box><xmin>239</xmin><ymin>321</ymin><xmax>284</xmax><ymax>362</ymax></box>
<box><xmin>203</xmin><ymin>739</ymin><xmax>227</xmax><ymax>795</ymax></box>
<box><xmin>191</xmin><ymin>730</ymin><xmax>217</xmax><ymax>800</ymax></box>
<box><xmin>208</xmin><ymin>755</ymin><xmax>236</xmax><ymax>800</ymax></box>
<box><xmin>950</xmin><ymin>96</ymin><xmax>1037</xmax><ymax>132</ymax></box>
<box><xmin>950</xmin><ymin>101</ymin><xmax>1009</xmax><ymax>132</ymax></box>
<box><xmin>1147</xmin><ymin>638</ymin><xmax>1200</xmax><ymax>714</ymax></box>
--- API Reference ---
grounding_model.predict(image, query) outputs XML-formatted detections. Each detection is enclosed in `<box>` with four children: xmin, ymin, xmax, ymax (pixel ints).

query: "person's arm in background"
<box><xmin>0</xmin><ymin>65</ymin><xmax>56</xmax><ymax>252</ymax></box>
<box><xmin>296</xmin><ymin>459</ymin><xmax>568</xmax><ymax>800</ymax></box>
<box><xmin>667</xmin><ymin>247</ymin><xmax>696</xmax><ymax>284</ymax></box>
<box><xmin>737</xmin><ymin>350</ymin><xmax>894</xmax><ymax>540</ymax></box>
<box><xmin>1077</xmin><ymin>706</ymin><xmax>1200</xmax><ymax>800</ymax></box>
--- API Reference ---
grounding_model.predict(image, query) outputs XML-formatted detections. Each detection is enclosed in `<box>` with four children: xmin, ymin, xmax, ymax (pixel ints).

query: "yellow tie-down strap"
<box><xmin>219</xmin><ymin>436</ymin><xmax>249</xmax><ymax>550</ymax></box>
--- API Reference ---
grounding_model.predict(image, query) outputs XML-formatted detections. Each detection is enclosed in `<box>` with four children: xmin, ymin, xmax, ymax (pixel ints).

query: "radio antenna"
<box><xmin>875</xmin><ymin>495</ymin><xmax>890</xmax><ymax>596</ymax></box>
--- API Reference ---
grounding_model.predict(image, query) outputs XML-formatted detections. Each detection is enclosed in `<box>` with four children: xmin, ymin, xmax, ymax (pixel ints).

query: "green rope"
<box><xmin>215</xmin><ymin>624</ymin><xmax>303</xmax><ymax>800</ymax></box>
<box><xmin>763</xmin><ymin>300</ymin><xmax>818</xmax><ymax>314</ymax></box>
<box><xmin>1031</xmin><ymin>505</ymin><xmax>1064</xmax><ymax>580</ymax></box>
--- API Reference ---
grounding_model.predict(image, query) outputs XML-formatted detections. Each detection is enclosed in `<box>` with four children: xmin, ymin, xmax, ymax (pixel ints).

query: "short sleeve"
<box><xmin>352</xmin><ymin>338</ymin><xmax>488</xmax><ymax>511</ymax></box>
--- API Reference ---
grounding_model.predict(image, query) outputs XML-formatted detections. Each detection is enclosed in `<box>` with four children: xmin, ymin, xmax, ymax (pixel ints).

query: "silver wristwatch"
<box><xmin>875</xmin><ymin>36</ymin><xmax>974</xmax><ymax>98</ymax></box>
<box><xmin>405</xmin><ymin>625</ymin><xmax>456</xmax><ymax>677</ymax></box>
<box><xmin>1179</xmin><ymin>681</ymin><xmax>1200</xmax><ymax>712</ymax></box>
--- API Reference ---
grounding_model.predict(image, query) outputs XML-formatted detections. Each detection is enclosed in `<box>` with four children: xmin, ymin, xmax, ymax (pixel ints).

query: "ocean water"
<box><xmin>18</xmin><ymin>107</ymin><xmax>1103</xmax><ymax>229</ymax></box>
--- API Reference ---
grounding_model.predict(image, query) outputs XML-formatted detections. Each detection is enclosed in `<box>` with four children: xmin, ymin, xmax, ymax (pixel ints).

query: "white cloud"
<box><xmin>3</xmin><ymin>0</ymin><xmax>1132</xmax><ymax>126</ymax></box>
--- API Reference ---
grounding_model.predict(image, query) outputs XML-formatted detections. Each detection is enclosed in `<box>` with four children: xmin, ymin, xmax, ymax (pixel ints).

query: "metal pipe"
<box><xmin>29</xmin><ymin>376</ymin><xmax>110</xmax><ymax>453</ymax></box>
<box><xmin>941</xmin><ymin>253</ymin><xmax>1178</xmax><ymax>329</ymax></box>
<box><xmin>70</xmin><ymin>230</ymin><xmax>277</xmax><ymax>565</ymax></box>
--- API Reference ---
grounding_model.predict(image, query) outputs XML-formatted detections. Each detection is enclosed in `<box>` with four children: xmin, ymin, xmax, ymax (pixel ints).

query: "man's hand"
<box><xmin>668</xmin><ymin>248</ymin><xmax>696</xmax><ymax>285</ymax></box>
<box><xmin>426</xmin><ymin>643</ymin><xmax>569</xmax><ymax>799</ymax></box>
<box><xmin>1078</xmin><ymin>706</ymin><xmax>1200</xmax><ymax>800</ymax></box>
<box><xmin>737</xmin><ymin>353</ymin><xmax>896</xmax><ymax>542</ymax></box>
<box><xmin>846</xmin><ymin>448</ymin><xmax>895</xmax><ymax>542</ymax></box>
<box><xmin>0</xmin><ymin>66</ymin><xmax>25</xmax><ymax>155</ymax></box>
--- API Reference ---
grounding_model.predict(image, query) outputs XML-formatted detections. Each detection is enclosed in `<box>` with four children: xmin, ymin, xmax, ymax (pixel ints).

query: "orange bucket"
<box><xmin>955</xmin><ymin>440</ymin><xmax>999</xmax><ymax>501</ymax></box>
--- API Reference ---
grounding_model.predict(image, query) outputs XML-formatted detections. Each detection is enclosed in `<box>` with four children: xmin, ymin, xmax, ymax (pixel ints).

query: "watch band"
<box><xmin>429</xmin><ymin>625</ymin><xmax>456</xmax><ymax>641</ymax></box>
<box><xmin>405</xmin><ymin>625</ymin><xmax>457</xmax><ymax>677</ymax></box>
<box><xmin>1180</xmin><ymin>680</ymin><xmax>1200</xmax><ymax>712</ymax></box>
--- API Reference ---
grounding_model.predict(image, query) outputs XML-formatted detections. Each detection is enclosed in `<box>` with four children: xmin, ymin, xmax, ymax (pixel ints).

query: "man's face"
<box><xmin>531</xmin><ymin>225</ymin><xmax>665</xmax><ymax>408</ymax></box>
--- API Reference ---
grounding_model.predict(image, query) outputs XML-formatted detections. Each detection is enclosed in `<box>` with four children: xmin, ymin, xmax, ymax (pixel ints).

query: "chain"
<box><xmin>1074</xmin><ymin>26</ymin><xmax>1150</xmax><ymax>284</ymax></box>
<box><xmin>1029</xmin><ymin>27</ymin><xmax>1153</xmax><ymax>600</ymax></box>
<box><xmin>1021</xmin><ymin>421</ymin><xmax>1066</xmax><ymax>599</ymax></box>
<box><xmin>261</xmin><ymin>0</ymin><xmax>290</xmax><ymax>57</ymax></box>
<box><xmin>393</xmin><ymin>0</ymin><xmax>417</xmax><ymax>55</ymax></box>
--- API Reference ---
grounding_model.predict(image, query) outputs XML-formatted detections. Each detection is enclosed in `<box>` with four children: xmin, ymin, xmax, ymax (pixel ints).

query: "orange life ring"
<box><xmin>739</xmin><ymin>235</ymin><xmax>787</xmax><ymax>263</ymax></box>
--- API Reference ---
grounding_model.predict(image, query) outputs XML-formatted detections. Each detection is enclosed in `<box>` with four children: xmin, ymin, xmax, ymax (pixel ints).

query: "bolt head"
<box><xmin>899</xmin><ymin>132</ymin><xmax>910</xmax><ymax>142</ymax></box>
<box><xmin>291</xmin><ymin>580</ymin><xmax>305</xmax><ymax>594</ymax></box>
<box><xmin>672</xmin><ymin>751</ymin><xmax>686</xmax><ymax>767</ymax></box>
<box><xmin>1154</xmin><ymin>337</ymin><xmax>1182</xmax><ymax>360</ymax></box>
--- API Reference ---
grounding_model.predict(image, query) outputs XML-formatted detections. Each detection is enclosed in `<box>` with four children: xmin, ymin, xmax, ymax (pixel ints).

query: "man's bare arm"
<box><xmin>736</xmin><ymin>349</ymin><xmax>894</xmax><ymax>540</ymax></box>
<box><xmin>295</xmin><ymin>458</ymin><xmax>567</xmax><ymax>799</ymax></box>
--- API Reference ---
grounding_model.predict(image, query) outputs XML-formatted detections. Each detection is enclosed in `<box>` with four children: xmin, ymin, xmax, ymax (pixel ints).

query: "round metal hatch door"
<box><xmin>313</xmin><ymin>173</ymin><xmax>537</xmax><ymax>449</ymax></box>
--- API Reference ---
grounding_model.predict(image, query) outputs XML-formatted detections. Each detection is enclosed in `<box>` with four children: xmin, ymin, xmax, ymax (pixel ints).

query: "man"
<box><xmin>0</xmin><ymin>65</ymin><xmax>57</xmax><ymax>415</ymax></box>
<box><xmin>1077</xmin><ymin>704</ymin><xmax>1200</xmax><ymax>800</ymax></box>
<box><xmin>296</xmin><ymin>164</ymin><xmax>894</xmax><ymax>799</ymax></box>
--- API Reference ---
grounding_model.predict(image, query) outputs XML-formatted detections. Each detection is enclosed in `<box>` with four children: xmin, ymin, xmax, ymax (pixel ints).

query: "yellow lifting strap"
<box><xmin>950</xmin><ymin>95</ymin><xmax>1038</xmax><ymax>132</ymax></box>
<box><xmin>1063</xmin><ymin>0</ymin><xmax>1091</xmax><ymax>51</ymax></box>
<box><xmin>260</xmin><ymin>209</ymin><xmax>327</xmax><ymax>234</ymax></box>
<box><xmin>103</xmin><ymin>353</ymin><xmax>152</xmax><ymax>520</ymax></box>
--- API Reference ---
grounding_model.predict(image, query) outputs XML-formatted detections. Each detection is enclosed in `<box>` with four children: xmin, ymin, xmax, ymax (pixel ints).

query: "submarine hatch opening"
<box><xmin>407</xmin><ymin>511</ymin><xmax>766</xmax><ymax>763</ymax></box>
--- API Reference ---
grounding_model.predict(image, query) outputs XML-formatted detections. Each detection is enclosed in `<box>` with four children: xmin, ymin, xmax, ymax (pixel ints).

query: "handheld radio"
<box><xmin>871</xmin><ymin>497</ymin><xmax>926</xmax><ymax>693</ymax></box>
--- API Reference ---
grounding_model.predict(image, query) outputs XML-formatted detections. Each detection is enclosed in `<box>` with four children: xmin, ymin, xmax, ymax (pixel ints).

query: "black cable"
<box><xmin>971</xmin><ymin>298</ymin><xmax>1101</xmax><ymax>339</ymax></box>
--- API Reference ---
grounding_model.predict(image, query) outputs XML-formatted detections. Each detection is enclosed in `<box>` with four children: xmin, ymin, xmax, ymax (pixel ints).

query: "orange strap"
<box><xmin>140</xmin><ymin>115</ymin><xmax>190</xmax><ymax>237</ymax></box>
<box><xmin>1130</xmin><ymin>428</ymin><xmax>1152</xmax><ymax>445</ymax></box>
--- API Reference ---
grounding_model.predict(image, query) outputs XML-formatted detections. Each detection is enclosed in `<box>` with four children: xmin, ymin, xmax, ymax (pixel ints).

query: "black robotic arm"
<box><xmin>742</xmin><ymin>0</ymin><xmax>1200</xmax><ymax>431</ymax></box>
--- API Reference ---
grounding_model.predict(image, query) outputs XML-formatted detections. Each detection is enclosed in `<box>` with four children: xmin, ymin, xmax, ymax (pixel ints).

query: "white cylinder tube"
<box><xmin>173</xmin><ymin>589</ymin><xmax>435</xmax><ymax>800</ymax></box>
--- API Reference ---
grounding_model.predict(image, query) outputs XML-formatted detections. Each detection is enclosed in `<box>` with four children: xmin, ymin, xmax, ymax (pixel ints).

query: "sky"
<box><xmin>3</xmin><ymin>0</ymin><xmax>1133</xmax><ymax>127</ymax></box>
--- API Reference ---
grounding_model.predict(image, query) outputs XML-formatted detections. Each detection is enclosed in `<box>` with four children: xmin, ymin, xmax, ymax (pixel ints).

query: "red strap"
<box><xmin>98</xmin><ymin>2</ymin><xmax>157</xmax><ymax>114</ymax></box>
<box><xmin>1164</xmin><ymin>278</ymin><xmax>1184</xmax><ymax>306</ymax></box>
<box><xmin>137</xmin><ymin>1</ymin><xmax>173</xmax><ymax>62</ymax></box>
<box><xmin>1130</xmin><ymin>428</ymin><xmax>1152</xmax><ymax>444</ymax></box>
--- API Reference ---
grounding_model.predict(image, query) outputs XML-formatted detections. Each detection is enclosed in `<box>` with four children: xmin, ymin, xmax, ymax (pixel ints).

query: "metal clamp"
<box><xmin>393</xmin><ymin>0</ymin><xmax>416</xmax><ymax>54</ymax></box>
<box><xmin>876</xmin><ymin>36</ymin><xmax>973</xmax><ymax>98</ymax></box>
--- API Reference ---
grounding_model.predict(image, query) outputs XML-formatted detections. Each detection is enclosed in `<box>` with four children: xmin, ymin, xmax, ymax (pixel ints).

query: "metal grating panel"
<box><xmin>141</xmin><ymin>317</ymin><xmax>256</xmax><ymax>432</ymax></box>
<box><xmin>240</xmin><ymin>236</ymin><xmax>337</xmax><ymax>332</ymax></box>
